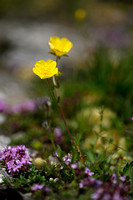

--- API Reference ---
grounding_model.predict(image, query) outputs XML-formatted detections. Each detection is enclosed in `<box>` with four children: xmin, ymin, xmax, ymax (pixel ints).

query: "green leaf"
<box><xmin>123</xmin><ymin>161</ymin><xmax>133</xmax><ymax>176</ymax></box>
<box><xmin>57</xmin><ymin>145</ymin><xmax>63</xmax><ymax>158</ymax></box>
<box><xmin>126</xmin><ymin>137</ymin><xmax>133</xmax><ymax>144</ymax></box>
<box><xmin>63</xmin><ymin>54</ymin><xmax>68</xmax><ymax>57</ymax></box>
<box><xmin>97</xmin><ymin>153</ymin><xmax>105</xmax><ymax>162</ymax></box>
<box><xmin>85</xmin><ymin>150</ymin><xmax>96</xmax><ymax>163</ymax></box>
<box><xmin>48</xmin><ymin>52</ymin><xmax>56</xmax><ymax>56</ymax></box>
<box><xmin>76</xmin><ymin>132</ymin><xmax>82</xmax><ymax>145</ymax></box>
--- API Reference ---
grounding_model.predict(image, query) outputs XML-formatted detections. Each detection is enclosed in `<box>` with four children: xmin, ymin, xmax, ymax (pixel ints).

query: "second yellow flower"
<box><xmin>49</xmin><ymin>36</ymin><xmax>73</xmax><ymax>57</ymax></box>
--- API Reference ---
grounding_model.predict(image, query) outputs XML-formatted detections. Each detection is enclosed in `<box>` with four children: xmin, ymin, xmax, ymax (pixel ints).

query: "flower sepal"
<box><xmin>55</xmin><ymin>71</ymin><xmax>62</xmax><ymax>77</ymax></box>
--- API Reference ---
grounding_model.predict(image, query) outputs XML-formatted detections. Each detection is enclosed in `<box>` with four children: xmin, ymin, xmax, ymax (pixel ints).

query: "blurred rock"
<box><xmin>0</xmin><ymin>135</ymin><xmax>11</xmax><ymax>149</ymax></box>
<box><xmin>0</xmin><ymin>70</ymin><xmax>29</xmax><ymax>105</ymax></box>
<box><xmin>0</xmin><ymin>114</ymin><xmax>6</xmax><ymax>124</ymax></box>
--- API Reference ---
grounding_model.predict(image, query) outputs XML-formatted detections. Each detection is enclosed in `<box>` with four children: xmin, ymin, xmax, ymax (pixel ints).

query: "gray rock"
<box><xmin>0</xmin><ymin>135</ymin><xmax>11</xmax><ymax>149</ymax></box>
<box><xmin>0</xmin><ymin>70</ymin><xmax>29</xmax><ymax>105</ymax></box>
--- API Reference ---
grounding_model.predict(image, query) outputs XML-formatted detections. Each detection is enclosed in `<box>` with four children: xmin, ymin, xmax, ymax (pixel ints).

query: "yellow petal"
<box><xmin>48</xmin><ymin>36</ymin><xmax>73</xmax><ymax>57</ymax></box>
<box><xmin>33</xmin><ymin>59</ymin><xmax>58</xmax><ymax>79</ymax></box>
<box><xmin>46</xmin><ymin>59</ymin><xmax>57</xmax><ymax>70</ymax></box>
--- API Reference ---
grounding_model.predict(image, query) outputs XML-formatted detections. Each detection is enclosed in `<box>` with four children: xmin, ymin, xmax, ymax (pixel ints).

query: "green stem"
<box><xmin>52</xmin><ymin>76</ymin><xmax>59</xmax><ymax>99</ymax></box>
<box><xmin>52</xmin><ymin>56</ymin><xmax>60</xmax><ymax>98</ymax></box>
<box><xmin>49</xmin><ymin>131</ymin><xmax>56</xmax><ymax>152</ymax></box>
<box><xmin>57</xmin><ymin>102</ymin><xmax>84</xmax><ymax>161</ymax></box>
<box><xmin>46</xmin><ymin>79</ymin><xmax>57</xmax><ymax>101</ymax></box>
<box><xmin>130</xmin><ymin>167</ymin><xmax>133</xmax><ymax>194</ymax></box>
<box><xmin>46</xmin><ymin>78</ymin><xmax>84</xmax><ymax>163</ymax></box>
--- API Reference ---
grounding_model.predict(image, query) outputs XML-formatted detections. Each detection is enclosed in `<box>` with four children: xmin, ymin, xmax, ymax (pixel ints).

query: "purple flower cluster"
<box><xmin>54</xmin><ymin>152</ymin><xmax>79</xmax><ymax>171</ymax></box>
<box><xmin>31</xmin><ymin>183</ymin><xmax>45</xmax><ymax>191</ymax></box>
<box><xmin>0</xmin><ymin>97</ymin><xmax>52</xmax><ymax>115</ymax></box>
<box><xmin>63</xmin><ymin>153</ymin><xmax>72</xmax><ymax>165</ymax></box>
<box><xmin>9</xmin><ymin>100</ymin><xmax>37</xmax><ymax>114</ymax></box>
<box><xmin>111</xmin><ymin>173</ymin><xmax>127</xmax><ymax>185</ymax></box>
<box><xmin>79</xmin><ymin>167</ymin><xmax>98</xmax><ymax>189</ymax></box>
<box><xmin>91</xmin><ymin>174</ymin><xmax>129</xmax><ymax>200</ymax></box>
<box><xmin>0</xmin><ymin>99</ymin><xmax>37</xmax><ymax>114</ymax></box>
<box><xmin>0</xmin><ymin>145</ymin><xmax>31</xmax><ymax>174</ymax></box>
<box><xmin>85</xmin><ymin>167</ymin><xmax>94</xmax><ymax>176</ymax></box>
<box><xmin>31</xmin><ymin>183</ymin><xmax>50</xmax><ymax>196</ymax></box>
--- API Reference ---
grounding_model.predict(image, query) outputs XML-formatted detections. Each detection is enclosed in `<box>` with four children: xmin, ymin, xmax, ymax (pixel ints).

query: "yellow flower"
<box><xmin>75</xmin><ymin>9</ymin><xmax>86</xmax><ymax>21</ymax></box>
<box><xmin>48</xmin><ymin>36</ymin><xmax>73</xmax><ymax>57</ymax></box>
<box><xmin>33</xmin><ymin>59</ymin><xmax>58</xmax><ymax>79</ymax></box>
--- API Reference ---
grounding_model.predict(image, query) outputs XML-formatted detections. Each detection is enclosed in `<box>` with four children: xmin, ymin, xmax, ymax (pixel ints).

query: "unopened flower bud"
<box><xmin>34</xmin><ymin>157</ymin><xmax>46</xmax><ymax>167</ymax></box>
<box><xmin>49</xmin><ymin>178</ymin><xmax>54</xmax><ymax>182</ymax></box>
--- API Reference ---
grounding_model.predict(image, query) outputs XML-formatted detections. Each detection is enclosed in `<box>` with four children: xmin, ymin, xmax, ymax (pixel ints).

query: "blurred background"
<box><xmin>0</xmin><ymin>0</ymin><xmax>133</xmax><ymax>121</ymax></box>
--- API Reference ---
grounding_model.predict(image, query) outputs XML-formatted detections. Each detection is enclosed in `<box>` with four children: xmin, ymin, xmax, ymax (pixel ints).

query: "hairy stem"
<box><xmin>46</xmin><ymin>78</ymin><xmax>84</xmax><ymax>162</ymax></box>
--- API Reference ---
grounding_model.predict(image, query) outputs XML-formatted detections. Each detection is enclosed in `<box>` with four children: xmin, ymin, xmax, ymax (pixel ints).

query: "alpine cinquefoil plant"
<box><xmin>33</xmin><ymin>36</ymin><xmax>84</xmax><ymax>162</ymax></box>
